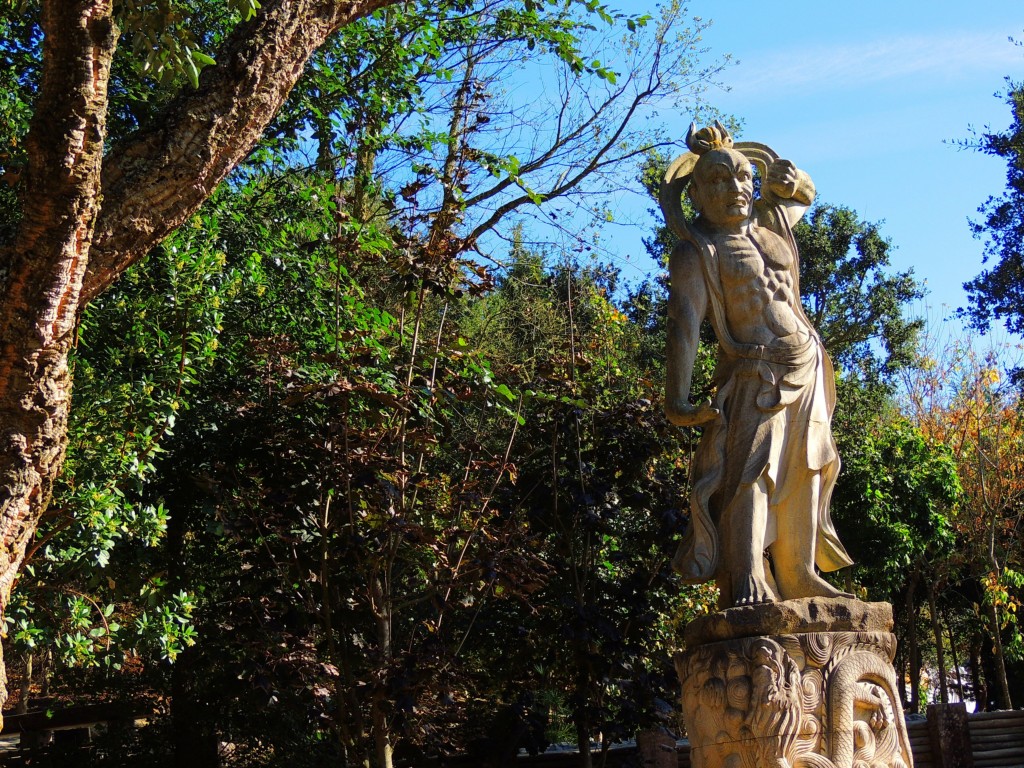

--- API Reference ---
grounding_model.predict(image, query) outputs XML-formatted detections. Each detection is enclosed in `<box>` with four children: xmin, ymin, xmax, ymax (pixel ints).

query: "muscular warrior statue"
<box><xmin>660</xmin><ymin>123</ymin><xmax>853</xmax><ymax>608</ymax></box>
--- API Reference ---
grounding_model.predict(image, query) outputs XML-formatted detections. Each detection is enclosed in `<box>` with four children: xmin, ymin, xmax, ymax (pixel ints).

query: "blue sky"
<box><xmin>608</xmin><ymin>0</ymin><xmax>1023</xmax><ymax>336</ymax></box>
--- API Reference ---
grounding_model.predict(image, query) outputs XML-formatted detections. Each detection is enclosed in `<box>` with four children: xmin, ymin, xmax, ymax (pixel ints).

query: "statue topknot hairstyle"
<box><xmin>685</xmin><ymin>120</ymin><xmax>734</xmax><ymax>156</ymax></box>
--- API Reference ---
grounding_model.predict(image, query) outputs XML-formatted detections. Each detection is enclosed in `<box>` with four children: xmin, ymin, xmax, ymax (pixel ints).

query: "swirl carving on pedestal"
<box><xmin>677</xmin><ymin>631</ymin><xmax>912</xmax><ymax>768</ymax></box>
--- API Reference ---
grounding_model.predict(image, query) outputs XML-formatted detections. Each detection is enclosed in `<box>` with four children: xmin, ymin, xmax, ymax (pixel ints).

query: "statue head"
<box><xmin>685</xmin><ymin>123</ymin><xmax>754</xmax><ymax>229</ymax></box>
<box><xmin>660</xmin><ymin>122</ymin><xmax>778</xmax><ymax>244</ymax></box>
<box><xmin>690</xmin><ymin>148</ymin><xmax>754</xmax><ymax>228</ymax></box>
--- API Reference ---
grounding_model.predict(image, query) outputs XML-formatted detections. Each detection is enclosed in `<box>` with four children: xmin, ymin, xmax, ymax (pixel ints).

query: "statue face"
<box><xmin>691</xmin><ymin>149</ymin><xmax>754</xmax><ymax>228</ymax></box>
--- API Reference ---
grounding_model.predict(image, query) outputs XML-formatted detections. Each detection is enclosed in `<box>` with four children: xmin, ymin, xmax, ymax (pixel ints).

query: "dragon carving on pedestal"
<box><xmin>677</xmin><ymin>632</ymin><xmax>913</xmax><ymax>768</ymax></box>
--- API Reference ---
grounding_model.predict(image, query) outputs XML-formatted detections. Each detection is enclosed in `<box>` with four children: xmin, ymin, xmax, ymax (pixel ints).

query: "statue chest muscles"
<box><xmin>717</xmin><ymin>231</ymin><xmax>794</xmax><ymax>296</ymax></box>
<box><xmin>714</xmin><ymin>229</ymin><xmax>803</xmax><ymax>342</ymax></box>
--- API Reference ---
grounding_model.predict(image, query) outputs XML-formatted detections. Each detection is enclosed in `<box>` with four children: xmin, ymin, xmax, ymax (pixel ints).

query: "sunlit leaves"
<box><xmin>901</xmin><ymin>333</ymin><xmax>1024</xmax><ymax>685</ymax></box>
<box><xmin>834</xmin><ymin>419</ymin><xmax>960</xmax><ymax>598</ymax></box>
<box><xmin>114</xmin><ymin>0</ymin><xmax>260</xmax><ymax>87</ymax></box>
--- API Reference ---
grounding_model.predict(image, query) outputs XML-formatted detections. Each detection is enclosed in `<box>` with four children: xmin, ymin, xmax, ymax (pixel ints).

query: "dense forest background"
<box><xmin>0</xmin><ymin>2</ymin><xmax>1022</xmax><ymax>766</ymax></box>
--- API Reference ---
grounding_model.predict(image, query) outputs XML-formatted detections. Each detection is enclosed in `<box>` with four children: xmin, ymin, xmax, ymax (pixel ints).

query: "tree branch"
<box><xmin>82</xmin><ymin>0</ymin><xmax>399</xmax><ymax>304</ymax></box>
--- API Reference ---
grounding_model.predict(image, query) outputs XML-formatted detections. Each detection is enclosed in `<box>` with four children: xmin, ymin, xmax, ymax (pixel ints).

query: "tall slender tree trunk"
<box><xmin>928</xmin><ymin>581</ymin><xmax>948</xmax><ymax>704</ymax></box>
<box><xmin>944</xmin><ymin>610</ymin><xmax>965</xmax><ymax>703</ymax></box>
<box><xmin>372</xmin><ymin>693</ymin><xmax>393</xmax><ymax>768</ymax></box>
<box><xmin>16</xmin><ymin>653</ymin><xmax>32</xmax><ymax>715</ymax></box>
<box><xmin>574</xmin><ymin>665</ymin><xmax>593</xmax><ymax>768</ymax></box>
<box><xmin>969</xmin><ymin>633</ymin><xmax>988</xmax><ymax>711</ymax></box>
<box><xmin>895</xmin><ymin>636</ymin><xmax>908</xmax><ymax>706</ymax></box>
<box><xmin>370</xmin><ymin>577</ymin><xmax>394</xmax><ymax>768</ymax></box>
<box><xmin>576</xmin><ymin>711</ymin><xmax>593</xmax><ymax>768</ymax></box>
<box><xmin>986</xmin><ymin>601</ymin><xmax>1013</xmax><ymax>709</ymax></box>
<box><xmin>905</xmin><ymin>569</ymin><xmax>921</xmax><ymax>713</ymax></box>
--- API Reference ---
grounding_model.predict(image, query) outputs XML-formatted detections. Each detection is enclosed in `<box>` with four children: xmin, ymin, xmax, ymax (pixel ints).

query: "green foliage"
<box><xmin>115</xmin><ymin>0</ymin><xmax>264</xmax><ymax>86</ymax></box>
<box><xmin>987</xmin><ymin>567</ymin><xmax>1024</xmax><ymax>662</ymax></box>
<box><xmin>460</xmin><ymin>246</ymin><xmax>714</xmax><ymax>749</ymax></box>
<box><xmin>63</xmin><ymin>167</ymin><xmax>546</xmax><ymax>761</ymax></box>
<box><xmin>962</xmin><ymin>78</ymin><xmax>1024</xmax><ymax>335</ymax></box>
<box><xmin>5</xmin><ymin>197</ymin><xmax>260</xmax><ymax>669</ymax></box>
<box><xmin>794</xmin><ymin>204</ymin><xmax>923</xmax><ymax>377</ymax></box>
<box><xmin>832</xmin><ymin>419</ymin><xmax>960</xmax><ymax>602</ymax></box>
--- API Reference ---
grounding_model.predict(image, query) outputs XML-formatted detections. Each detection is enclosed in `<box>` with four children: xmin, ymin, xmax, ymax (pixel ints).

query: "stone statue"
<box><xmin>662</xmin><ymin>123</ymin><xmax>914</xmax><ymax>768</ymax></box>
<box><xmin>659</xmin><ymin>122</ymin><xmax>854</xmax><ymax>609</ymax></box>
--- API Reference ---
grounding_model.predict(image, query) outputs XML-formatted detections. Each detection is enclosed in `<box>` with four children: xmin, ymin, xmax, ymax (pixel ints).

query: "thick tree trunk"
<box><xmin>0</xmin><ymin>0</ymin><xmax>401</xmax><ymax>723</ymax></box>
<box><xmin>0</xmin><ymin>0</ymin><xmax>117</xmax><ymax>725</ymax></box>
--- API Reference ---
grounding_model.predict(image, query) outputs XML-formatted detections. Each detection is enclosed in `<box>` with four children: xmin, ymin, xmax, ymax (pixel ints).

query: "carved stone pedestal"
<box><xmin>676</xmin><ymin>598</ymin><xmax>913</xmax><ymax>768</ymax></box>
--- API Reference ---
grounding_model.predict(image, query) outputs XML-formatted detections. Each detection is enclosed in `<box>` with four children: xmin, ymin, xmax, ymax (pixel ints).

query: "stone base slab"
<box><xmin>684</xmin><ymin>597</ymin><xmax>894</xmax><ymax>647</ymax></box>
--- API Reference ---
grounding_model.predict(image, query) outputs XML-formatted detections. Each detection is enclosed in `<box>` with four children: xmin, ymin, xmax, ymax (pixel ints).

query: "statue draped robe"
<box><xmin>672</xmin><ymin>204</ymin><xmax>854</xmax><ymax>584</ymax></box>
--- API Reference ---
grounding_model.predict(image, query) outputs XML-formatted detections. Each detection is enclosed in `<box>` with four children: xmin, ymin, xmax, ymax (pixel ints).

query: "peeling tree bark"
<box><xmin>0</xmin><ymin>0</ymin><xmax>118</xmax><ymax>722</ymax></box>
<box><xmin>0</xmin><ymin>0</ymin><xmax>401</xmax><ymax>723</ymax></box>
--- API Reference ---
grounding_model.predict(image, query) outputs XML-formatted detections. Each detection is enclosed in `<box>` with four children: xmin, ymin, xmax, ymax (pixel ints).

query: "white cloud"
<box><xmin>726</xmin><ymin>31</ymin><xmax>1020</xmax><ymax>99</ymax></box>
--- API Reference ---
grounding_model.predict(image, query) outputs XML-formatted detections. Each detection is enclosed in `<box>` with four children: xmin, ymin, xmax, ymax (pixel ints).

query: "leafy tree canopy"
<box><xmin>961</xmin><ymin>76</ymin><xmax>1024</xmax><ymax>334</ymax></box>
<box><xmin>794</xmin><ymin>204</ymin><xmax>923</xmax><ymax>378</ymax></box>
